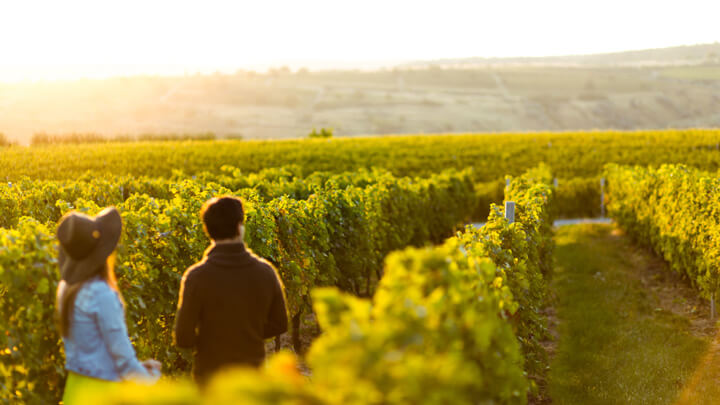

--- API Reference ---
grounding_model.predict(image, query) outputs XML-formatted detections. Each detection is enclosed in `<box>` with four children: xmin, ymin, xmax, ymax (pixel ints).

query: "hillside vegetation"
<box><xmin>1</xmin><ymin>47</ymin><xmax>719</xmax><ymax>142</ymax></box>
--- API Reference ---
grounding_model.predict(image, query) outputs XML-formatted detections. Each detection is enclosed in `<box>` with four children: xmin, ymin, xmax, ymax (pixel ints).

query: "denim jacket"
<box><xmin>62</xmin><ymin>277</ymin><xmax>149</xmax><ymax>381</ymax></box>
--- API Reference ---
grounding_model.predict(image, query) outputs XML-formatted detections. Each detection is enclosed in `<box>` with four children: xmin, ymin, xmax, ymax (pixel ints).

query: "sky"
<box><xmin>0</xmin><ymin>0</ymin><xmax>719</xmax><ymax>81</ymax></box>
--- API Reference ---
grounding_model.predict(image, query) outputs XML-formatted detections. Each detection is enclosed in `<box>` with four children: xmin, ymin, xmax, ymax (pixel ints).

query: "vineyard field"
<box><xmin>4</xmin><ymin>5</ymin><xmax>720</xmax><ymax>401</ymax></box>
<box><xmin>2</xmin><ymin>129</ymin><xmax>720</xmax><ymax>182</ymax></box>
<box><xmin>0</xmin><ymin>165</ymin><xmax>479</xmax><ymax>402</ymax></box>
<box><xmin>72</xmin><ymin>166</ymin><xmax>555</xmax><ymax>404</ymax></box>
<box><xmin>2</xmin><ymin>128</ymin><xmax>720</xmax><ymax>404</ymax></box>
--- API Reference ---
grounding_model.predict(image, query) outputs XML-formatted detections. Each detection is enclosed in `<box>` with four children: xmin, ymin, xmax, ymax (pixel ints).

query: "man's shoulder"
<box><xmin>246</xmin><ymin>250</ymin><xmax>279</xmax><ymax>278</ymax></box>
<box><xmin>183</xmin><ymin>251</ymin><xmax>276</xmax><ymax>278</ymax></box>
<box><xmin>182</xmin><ymin>259</ymin><xmax>210</xmax><ymax>283</ymax></box>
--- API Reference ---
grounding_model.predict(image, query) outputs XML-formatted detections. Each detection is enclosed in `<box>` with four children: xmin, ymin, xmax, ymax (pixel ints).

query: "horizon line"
<box><xmin>1</xmin><ymin>41</ymin><xmax>718</xmax><ymax>84</ymax></box>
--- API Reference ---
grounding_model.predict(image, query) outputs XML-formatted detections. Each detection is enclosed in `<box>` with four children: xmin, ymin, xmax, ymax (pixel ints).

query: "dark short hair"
<box><xmin>201</xmin><ymin>196</ymin><xmax>245</xmax><ymax>240</ymax></box>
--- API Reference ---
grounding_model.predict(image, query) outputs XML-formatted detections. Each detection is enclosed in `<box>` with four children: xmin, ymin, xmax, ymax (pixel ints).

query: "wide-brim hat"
<box><xmin>57</xmin><ymin>207</ymin><xmax>122</xmax><ymax>284</ymax></box>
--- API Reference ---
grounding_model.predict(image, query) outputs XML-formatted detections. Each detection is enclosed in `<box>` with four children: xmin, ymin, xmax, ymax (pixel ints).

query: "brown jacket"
<box><xmin>174</xmin><ymin>242</ymin><xmax>288</xmax><ymax>384</ymax></box>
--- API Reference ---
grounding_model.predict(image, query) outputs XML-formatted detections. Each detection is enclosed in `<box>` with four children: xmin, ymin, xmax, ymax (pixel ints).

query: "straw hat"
<box><xmin>57</xmin><ymin>207</ymin><xmax>122</xmax><ymax>284</ymax></box>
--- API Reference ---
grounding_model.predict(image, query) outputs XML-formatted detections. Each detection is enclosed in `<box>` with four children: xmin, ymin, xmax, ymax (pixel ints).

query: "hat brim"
<box><xmin>59</xmin><ymin>207</ymin><xmax>122</xmax><ymax>284</ymax></box>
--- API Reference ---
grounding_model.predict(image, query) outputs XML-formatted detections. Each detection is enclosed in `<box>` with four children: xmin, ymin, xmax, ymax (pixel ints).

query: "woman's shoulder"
<box><xmin>76</xmin><ymin>277</ymin><xmax>118</xmax><ymax>309</ymax></box>
<box><xmin>81</xmin><ymin>276</ymin><xmax>112</xmax><ymax>294</ymax></box>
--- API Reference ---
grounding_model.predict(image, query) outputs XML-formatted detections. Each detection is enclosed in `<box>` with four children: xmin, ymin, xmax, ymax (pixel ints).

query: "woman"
<box><xmin>55</xmin><ymin>207</ymin><xmax>160</xmax><ymax>403</ymax></box>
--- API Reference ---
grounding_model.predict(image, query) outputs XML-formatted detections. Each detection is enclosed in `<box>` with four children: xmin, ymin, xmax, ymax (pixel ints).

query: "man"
<box><xmin>174</xmin><ymin>196</ymin><xmax>288</xmax><ymax>385</ymax></box>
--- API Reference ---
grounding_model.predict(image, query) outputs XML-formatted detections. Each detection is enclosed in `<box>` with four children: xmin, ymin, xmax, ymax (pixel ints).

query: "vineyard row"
<box><xmin>2</xmin><ymin>129</ymin><xmax>720</xmax><ymax>182</ymax></box>
<box><xmin>605</xmin><ymin>163</ymin><xmax>720</xmax><ymax>298</ymax></box>
<box><xmin>0</xmin><ymin>168</ymin><xmax>478</xmax><ymax>402</ymax></box>
<box><xmin>78</xmin><ymin>165</ymin><xmax>555</xmax><ymax>405</ymax></box>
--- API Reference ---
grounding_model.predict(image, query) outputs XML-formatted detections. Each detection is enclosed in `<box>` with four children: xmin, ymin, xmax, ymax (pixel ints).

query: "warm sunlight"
<box><xmin>3</xmin><ymin>2</ymin><xmax>720</xmax><ymax>404</ymax></box>
<box><xmin>1</xmin><ymin>0</ymin><xmax>719</xmax><ymax>81</ymax></box>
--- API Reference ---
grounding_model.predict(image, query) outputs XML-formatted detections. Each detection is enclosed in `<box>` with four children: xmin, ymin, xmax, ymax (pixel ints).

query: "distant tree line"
<box><xmin>3</xmin><ymin>128</ymin><xmax>339</xmax><ymax>146</ymax></box>
<box><xmin>27</xmin><ymin>132</ymin><xmax>244</xmax><ymax>146</ymax></box>
<box><xmin>308</xmin><ymin>127</ymin><xmax>333</xmax><ymax>139</ymax></box>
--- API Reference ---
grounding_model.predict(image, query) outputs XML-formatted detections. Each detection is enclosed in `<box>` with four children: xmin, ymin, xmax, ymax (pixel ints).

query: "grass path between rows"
<box><xmin>548</xmin><ymin>224</ymin><xmax>720</xmax><ymax>404</ymax></box>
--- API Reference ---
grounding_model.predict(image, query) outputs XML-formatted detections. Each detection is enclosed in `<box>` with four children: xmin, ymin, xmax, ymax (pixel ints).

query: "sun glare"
<box><xmin>3</xmin><ymin>2</ymin><xmax>720</xmax><ymax>405</ymax></box>
<box><xmin>1</xmin><ymin>0</ymin><xmax>718</xmax><ymax>82</ymax></box>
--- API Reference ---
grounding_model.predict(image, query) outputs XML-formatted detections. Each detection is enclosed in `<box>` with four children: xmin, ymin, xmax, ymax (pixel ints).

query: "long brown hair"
<box><xmin>55</xmin><ymin>253</ymin><xmax>123</xmax><ymax>337</ymax></box>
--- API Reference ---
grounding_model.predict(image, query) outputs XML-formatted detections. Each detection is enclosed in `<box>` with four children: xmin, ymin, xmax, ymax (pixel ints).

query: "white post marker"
<box><xmin>506</xmin><ymin>178</ymin><xmax>511</xmax><ymax>187</ymax></box>
<box><xmin>505</xmin><ymin>201</ymin><xmax>516</xmax><ymax>224</ymax></box>
<box><xmin>553</xmin><ymin>178</ymin><xmax>558</xmax><ymax>188</ymax></box>
<box><xmin>600</xmin><ymin>177</ymin><xmax>606</xmax><ymax>218</ymax></box>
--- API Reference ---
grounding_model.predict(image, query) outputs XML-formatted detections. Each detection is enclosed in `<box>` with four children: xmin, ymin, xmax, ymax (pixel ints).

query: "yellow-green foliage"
<box><xmin>2</xmin><ymin>129</ymin><xmax>720</xmax><ymax>182</ymax></box>
<box><xmin>46</xmin><ymin>166</ymin><xmax>554</xmax><ymax>404</ymax></box>
<box><xmin>0</xmin><ymin>220</ymin><xmax>60</xmax><ymax>403</ymax></box>
<box><xmin>605</xmin><ymin>164</ymin><xmax>720</xmax><ymax>297</ymax></box>
<box><xmin>305</xmin><ymin>165</ymin><xmax>554</xmax><ymax>404</ymax></box>
<box><xmin>308</xmin><ymin>245</ymin><xmax>527</xmax><ymax>404</ymax></box>
<box><xmin>5</xmin><ymin>128</ymin><xmax>714</xmax><ymax>219</ymax></box>
<box><xmin>473</xmin><ymin>178</ymin><xmax>505</xmax><ymax>220</ymax></box>
<box><xmin>76</xmin><ymin>353</ymin><xmax>324</xmax><ymax>405</ymax></box>
<box><xmin>0</xmin><ymin>168</ymin><xmax>478</xmax><ymax>403</ymax></box>
<box><xmin>554</xmin><ymin>177</ymin><xmax>602</xmax><ymax>218</ymax></box>
<box><xmin>467</xmin><ymin>165</ymin><xmax>555</xmax><ymax>383</ymax></box>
